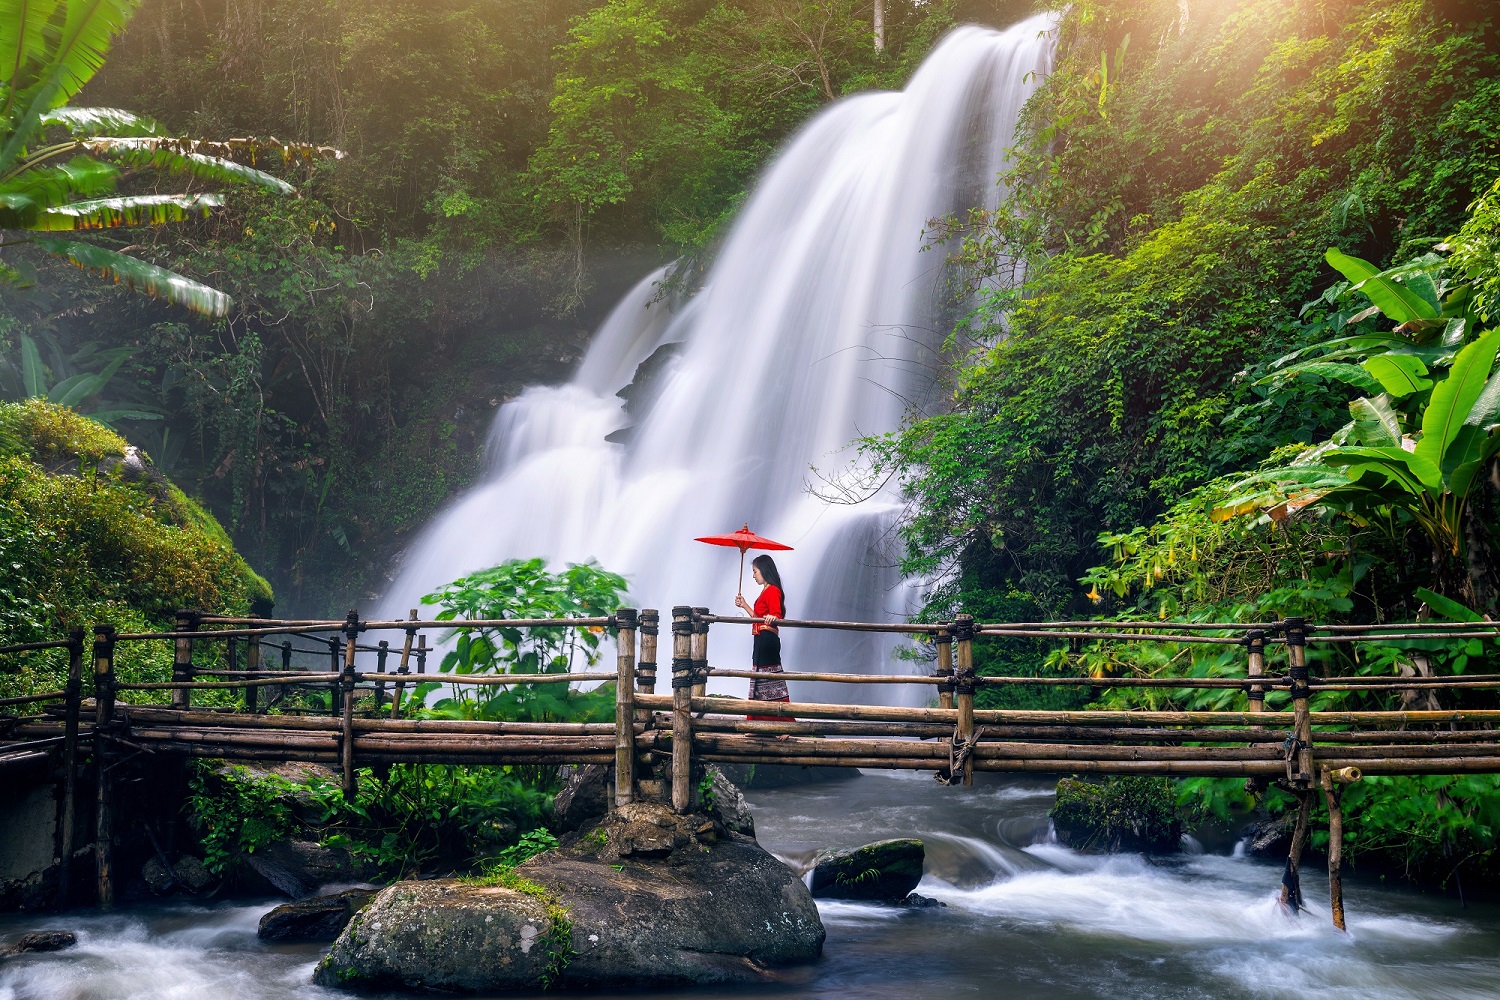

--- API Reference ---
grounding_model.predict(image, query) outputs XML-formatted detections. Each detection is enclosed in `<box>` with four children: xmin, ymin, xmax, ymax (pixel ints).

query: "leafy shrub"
<box><xmin>187</xmin><ymin>761</ymin><xmax>553</xmax><ymax>879</ymax></box>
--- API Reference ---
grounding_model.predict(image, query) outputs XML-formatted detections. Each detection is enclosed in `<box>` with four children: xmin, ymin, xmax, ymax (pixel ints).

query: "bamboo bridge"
<box><xmin>5</xmin><ymin>607</ymin><xmax>1500</xmax><ymax>931</ymax></box>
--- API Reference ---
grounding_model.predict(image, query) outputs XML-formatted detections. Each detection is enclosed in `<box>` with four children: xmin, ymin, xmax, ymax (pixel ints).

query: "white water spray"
<box><xmin>379</xmin><ymin>15</ymin><xmax>1058</xmax><ymax>696</ymax></box>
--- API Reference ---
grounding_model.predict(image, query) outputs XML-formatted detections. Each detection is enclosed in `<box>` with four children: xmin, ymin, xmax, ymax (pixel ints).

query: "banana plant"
<box><xmin>1214</xmin><ymin>248</ymin><xmax>1500</xmax><ymax>596</ymax></box>
<box><xmin>14</xmin><ymin>332</ymin><xmax>160</xmax><ymax>424</ymax></box>
<box><xmin>0</xmin><ymin>0</ymin><xmax>341</xmax><ymax>316</ymax></box>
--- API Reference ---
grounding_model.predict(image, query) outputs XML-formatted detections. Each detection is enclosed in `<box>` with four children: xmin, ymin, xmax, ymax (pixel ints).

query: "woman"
<box><xmin>735</xmin><ymin>554</ymin><xmax>789</xmax><ymax>723</ymax></box>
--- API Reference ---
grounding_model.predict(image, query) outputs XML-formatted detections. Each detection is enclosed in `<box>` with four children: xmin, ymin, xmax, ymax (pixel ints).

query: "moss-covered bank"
<box><xmin>0</xmin><ymin>400</ymin><xmax>271</xmax><ymax>698</ymax></box>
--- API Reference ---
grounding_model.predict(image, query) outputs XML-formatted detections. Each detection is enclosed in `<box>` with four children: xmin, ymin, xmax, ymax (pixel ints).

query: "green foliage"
<box><xmin>0</xmin><ymin>0</ymin><xmax>335</xmax><ymax>314</ymax></box>
<box><xmin>186</xmin><ymin>763</ymin><xmax>298</xmax><ymax>874</ymax></box>
<box><xmin>1050</xmin><ymin>776</ymin><xmax>1184</xmax><ymax>854</ymax></box>
<box><xmin>414</xmin><ymin>558</ymin><xmax>627</xmax><ymax>725</ymax></box>
<box><xmin>0</xmin><ymin>400</ymin><xmax>266</xmax><ymax>699</ymax></box>
<box><xmin>188</xmin><ymin>761</ymin><xmax>553</xmax><ymax>879</ymax></box>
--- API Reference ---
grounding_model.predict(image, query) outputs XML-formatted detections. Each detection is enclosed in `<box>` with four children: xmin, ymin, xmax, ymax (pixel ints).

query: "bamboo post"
<box><xmin>375</xmin><ymin>640</ymin><xmax>389</xmax><ymax>714</ymax></box>
<box><xmin>391</xmin><ymin>610</ymin><xmax>416</xmax><ymax>720</ymax></box>
<box><xmin>329</xmin><ymin>636</ymin><xmax>342</xmax><ymax>718</ymax></box>
<box><xmin>1286</xmin><ymin>618</ymin><xmax>1314</xmax><ymax>787</ymax></box>
<box><xmin>341</xmin><ymin>610</ymin><xmax>360</xmax><ymax>800</ymax></box>
<box><xmin>636</xmin><ymin>610</ymin><xmax>659</xmax><ymax>727</ymax></box>
<box><xmin>227</xmin><ymin>636</ymin><xmax>240</xmax><ymax>706</ymax></box>
<box><xmin>954</xmin><ymin>614</ymin><xmax>976</xmax><ymax>787</ymax></box>
<box><xmin>278</xmin><ymin>639</ymin><xmax>291</xmax><ymax>707</ymax></box>
<box><xmin>1244</xmin><ymin>629</ymin><xmax>1267</xmax><ymax>713</ymax></box>
<box><xmin>1279</xmin><ymin>789</ymin><xmax>1313</xmax><ymax>913</ymax></box>
<box><xmin>936</xmin><ymin>624</ymin><xmax>954</xmax><ymax>710</ymax></box>
<box><xmin>691</xmin><ymin>607</ymin><xmax>710</xmax><ymax>699</ymax></box>
<box><xmin>172</xmin><ymin>609</ymin><xmax>197</xmax><ymax>709</ymax></box>
<box><xmin>245</xmin><ymin>629</ymin><xmax>261</xmax><ymax>714</ymax></box>
<box><xmin>417</xmin><ymin>634</ymin><xmax>428</xmax><ymax>677</ymax></box>
<box><xmin>614</xmin><ymin>608</ymin><xmax>638</xmax><ymax>808</ymax></box>
<box><xmin>671</xmin><ymin>606</ymin><xmax>695</xmax><ymax>813</ymax></box>
<box><xmin>1320</xmin><ymin>766</ymin><xmax>1361</xmax><ymax>931</ymax></box>
<box><xmin>93</xmin><ymin>624</ymin><xmax>117</xmax><ymax>909</ymax></box>
<box><xmin>57</xmin><ymin>626</ymin><xmax>84</xmax><ymax>908</ymax></box>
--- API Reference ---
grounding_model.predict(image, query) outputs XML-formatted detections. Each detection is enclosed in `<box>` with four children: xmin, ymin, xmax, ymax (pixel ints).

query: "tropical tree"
<box><xmin>1213</xmin><ymin>203</ymin><xmax>1500</xmax><ymax>604</ymax></box>
<box><xmin>0</xmin><ymin>0</ymin><xmax>339</xmax><ymax>316</ymax></box>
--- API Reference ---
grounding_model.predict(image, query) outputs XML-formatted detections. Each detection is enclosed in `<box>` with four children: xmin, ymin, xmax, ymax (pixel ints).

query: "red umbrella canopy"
<box><xmin>693</xmin><ymin>523</ymin><xmax>794</xmax><ymax>553</ymax></box>
<box><xmin>694</xmin><ymin>524</ymin><xmax>793</xmax><ymax>599</ymax></box>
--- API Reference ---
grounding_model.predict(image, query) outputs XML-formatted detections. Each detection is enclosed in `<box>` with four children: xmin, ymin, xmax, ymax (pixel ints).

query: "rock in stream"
<box><xmin>313</xmin><ymin>802</ymin><xmax>823</xmax><ymax>992</ymax></box>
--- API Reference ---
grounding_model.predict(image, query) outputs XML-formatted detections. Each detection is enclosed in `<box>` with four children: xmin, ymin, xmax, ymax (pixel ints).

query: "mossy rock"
<box><xmin>809</xmin><ymin>839</ymin><xmax>924</xmax><ymax>902</ymax></box>
<box><xmin>1050</xmin><ymin>776</ymin><xmax>1183</xmax><ymax>854</ymax></box>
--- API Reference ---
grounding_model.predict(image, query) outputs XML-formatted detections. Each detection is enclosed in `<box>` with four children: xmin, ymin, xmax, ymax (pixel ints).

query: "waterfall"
<box><xmin>378</xmin><ymin>14</ymin><xmax>1058</xmax><ymax>701</ymax></box>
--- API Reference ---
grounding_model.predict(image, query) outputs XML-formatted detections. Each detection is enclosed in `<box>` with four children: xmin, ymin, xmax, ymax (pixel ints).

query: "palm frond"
<box><xmin>0</xmin><ymin>154</ymin><xmax>117</xmax><ymax>223</ymax></box>
<box><xmin>31</xmin><ymin>191</ymin><xmax>221</xmax><ymax>230</ymax></box>
<box><xmin>41</xmin><ymin>104</ymin><xmax>161</xmax><ymax>136</ymax></box>
<box><xmin>0</xmin><ymin>0</ymin><xmax>56</xmax><ymax>94</ymax></box>
<box><xmin>89</xmin><ymin>140</ymin><xmax>295</xmax><ymax>193</ymax></box>
<box><xmin>82</xmin><ymin>134</ymin><xmax>344</xmax><ymax>165</ymax></box>
<box><xmin>0</xmin><ymin>0</ymin><xmax>138</xmax><ymax>170</ymax></box>
<box><xmin>35</xmin><ymin>236</ymin><xmax>232</xmax><ymax>317</ymax></box>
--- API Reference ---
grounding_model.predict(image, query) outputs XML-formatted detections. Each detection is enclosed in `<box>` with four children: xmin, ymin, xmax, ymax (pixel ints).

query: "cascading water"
<box><xmin>378</xmin><ymin>14</ymin><xmax>1059</xmax><ymax>697</ymax></box>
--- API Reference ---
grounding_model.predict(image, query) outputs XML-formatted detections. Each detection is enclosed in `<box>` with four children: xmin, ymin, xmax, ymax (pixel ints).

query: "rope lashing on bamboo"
<box><xmin>936</xmin><ymin>725</ymin><xmax>987</xmax><ymax>785</ymax></box>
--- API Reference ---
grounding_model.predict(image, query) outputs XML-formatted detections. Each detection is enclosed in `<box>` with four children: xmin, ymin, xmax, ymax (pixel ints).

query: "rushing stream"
<box><xmin>5</xmin><ymin>771</ymin><xmax>1499</xmax><ymax>1000</ymax></box>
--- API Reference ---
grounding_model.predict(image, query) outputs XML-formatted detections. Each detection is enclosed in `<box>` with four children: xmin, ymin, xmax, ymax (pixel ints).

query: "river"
<box><xmin>5</xmin><ymin>770</ymin><xmax>1498</xmax><ymax>1000</ymax></box>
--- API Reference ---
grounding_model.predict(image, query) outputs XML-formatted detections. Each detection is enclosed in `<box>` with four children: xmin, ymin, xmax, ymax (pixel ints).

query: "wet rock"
<box><xmin>244</xmin><ymin>840</ymin><xmax>377</xmax><ymax>899</ymax></box>
<box><xmin>553</xmin><ymin>764</ymin><xmax>612</xmax><ymax>832</ymax></box>
<box><xmin>141</xmin><ymin>855</ymin><xmax>214</xmax><ymax>895</ymax></box>
<box><xmin>1050</xmin><ymin>777</ymin><xmax>1183</xmax><ymax>854</ymax></box>
<box><xmin>314</xmin><ymin>828</ymin><xmax>823</xmax><ymax>992</ymax></box>
<box><xmin>701</xmin><ymin>765</ymin><xmax>754</xmax><ymax>838</ymax></box>
<box><xmin>258</xmin><ymin>888</ymin><xmax>377</xmax><ymax>942</ymax></box>
<box><xmin>810</xmin><ymin>839</ymin><xmax>925</xmax><ymax>902</ymax></box>
<box><xmin>900</xmin><ymin>892</ymin><xmax>946</xmax><ymax>908</ymax></box>
<box><xmin>5</xmin><ymin>930</ymin><xmax>77</xmax><ymax>954</ymax></box>
<box><xmin>1242</xmin><ymin>813</ymin><xmax>1296</xmax><ymax>858</ymax></box>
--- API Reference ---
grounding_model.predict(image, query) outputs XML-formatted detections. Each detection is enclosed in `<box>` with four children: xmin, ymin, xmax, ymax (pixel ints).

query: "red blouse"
<box><xmin>751</xmin><ymin>585</ymin><xmax>784</xmax><ymax>634</ymax></box>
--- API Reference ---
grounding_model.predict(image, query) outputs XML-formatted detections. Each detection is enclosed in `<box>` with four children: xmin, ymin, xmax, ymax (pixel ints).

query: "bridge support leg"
<box><xmin>341</xmin><ymin>611</ymin><xmax>360</xmax><ymax>800</ymax></box>
<box><xmin>954</xmin><ymin>614</ymin><xmax>976</xmax><ymax>787</ymax></box>
<box><xmin>1279</xmin><ymin>789</ymin><xmax>1312</xmax><ymax>913</ymax></box>
<box><xmin>93</xmin><ymin>625</ymin><xmax>117</xmax><ymax>909</ymax></box>
<box><xmin>671</xmin><ymin>607</ymin><xmax>695</xmax><ymax>813</ymax></box>
<box><xmin>1321</xmin><ymin>766</ymin><xmax>1361</xmax><ymax>930</ymax></box>
<box><xmin>57</xmin><ymin>627</ymin><xmax>85</xmax><ymax>908</ymax></box>
<box><xmin>614</xmin><ymin>609</ymin><xmax>638</xmax><ymax>809</ymax></box>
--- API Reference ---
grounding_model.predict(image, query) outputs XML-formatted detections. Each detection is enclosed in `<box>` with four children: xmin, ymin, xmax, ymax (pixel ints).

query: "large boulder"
<box><xmin>314</xmin><ymin>809</ymin><xmax>823</xmax><ymax>992</ymax></box>
<box><xmin>809</xmin><ymin>839</ymin><xmax>924</xmax><ymax>902</ymax></box>
<box><xmin>259</xmin><ymin>888</ymin><xmax>378</xmax><ymax>942</ymax></box>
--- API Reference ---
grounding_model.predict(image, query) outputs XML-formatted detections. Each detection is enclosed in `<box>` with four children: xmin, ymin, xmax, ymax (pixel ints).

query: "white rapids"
<box><xmin>377</xmin><ymin>15</ymin><xmax>1058</xmax><ymax>697</ymax></box>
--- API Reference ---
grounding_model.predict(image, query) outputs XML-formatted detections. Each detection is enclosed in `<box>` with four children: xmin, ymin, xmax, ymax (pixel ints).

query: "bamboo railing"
<box><xmin>5</xmin><ymin>607</ymin><xmax>1500</xmax><ymax>931</ymax></box>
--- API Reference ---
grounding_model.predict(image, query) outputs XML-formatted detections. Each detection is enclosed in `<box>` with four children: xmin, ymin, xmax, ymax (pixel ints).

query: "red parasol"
<box><xmin>694</xmin><ymin>523</ymin><xmax>794</xmax><ymax>599</ymax></box>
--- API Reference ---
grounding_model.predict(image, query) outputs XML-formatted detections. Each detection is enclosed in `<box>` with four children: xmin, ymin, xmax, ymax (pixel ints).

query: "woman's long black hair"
<box><xmin>751</xmin><ymin>554</ymin><xmax>785</xmax><ymax>610</ymax></box>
